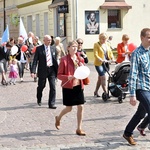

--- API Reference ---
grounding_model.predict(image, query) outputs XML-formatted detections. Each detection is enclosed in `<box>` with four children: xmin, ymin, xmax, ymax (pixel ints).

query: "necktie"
<box><xmin>46</xmin><ymin>46</ymin><xmax>51</xmax><ymax>66</ymax></box>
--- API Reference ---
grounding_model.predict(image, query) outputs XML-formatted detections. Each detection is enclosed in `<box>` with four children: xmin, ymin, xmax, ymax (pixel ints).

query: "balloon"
<box><xmin>11</xmin><ymin>45</ymin><xmax>18</xmax><ymax>55</ymax></box>
<box><xmin>21</xmin><ymin>45</ymin><xmax>28</xmax><ymax>52</ymax></box>
<box><xmin>29</xmin><ymin>37</ymin><xmax>33</xmax><ymax>44</ymax></box>
<box><xmin>128</xmin><ymin>43</ymin><xmax>137</xmax><ymax>52</ymax></box>
<box><xmin>74</xmin><ymin>66</ymin><xmax>90</xmax><ymax>79</ymax></box>
<box><xmin>32</xmin><ymin>46</ymin><xmax>37</xmax><ymax>53</ymax></box>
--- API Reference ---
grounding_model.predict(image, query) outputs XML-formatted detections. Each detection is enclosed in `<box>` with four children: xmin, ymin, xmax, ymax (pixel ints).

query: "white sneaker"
<box><xmin>20</xmin><ymin>78</ymin><xmax>23</xmax><ymax>82</ymax></box>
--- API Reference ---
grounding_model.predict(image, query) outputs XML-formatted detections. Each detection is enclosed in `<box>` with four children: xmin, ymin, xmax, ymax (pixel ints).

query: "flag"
<box><xmin>1</xmin><ymin>25</ymin><xmax>9</xmax><ymax>44</ymax></box>
<box><xmin>19</xmin><ymin>17</ymin><xmax>28</xmax><ymax>41</ymax></box>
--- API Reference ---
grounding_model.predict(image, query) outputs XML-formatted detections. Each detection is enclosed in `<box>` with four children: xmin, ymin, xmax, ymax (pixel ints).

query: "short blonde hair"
<box><xmin>67</xmin><ymin>40</ymin><xmax>78</xmax><ymax>47</ymax></box>
<box><xmin>55</xmin><ymin>37</ymin><xmax>61</xmax><ymax>41</ymax></box>
<box><xmin>99</xmin><ymin>33</ymin><xmax>108</xmax><ymax>40</ymax></box>
<box><xmin>10</xmin><ymin>59</ymin><xmax>17</xmax><ymax>64</ymax></box>
<box><xmin>122</xmin><ymin>34</ymin><xmax>129</xmax><ymax>41</ymax></box>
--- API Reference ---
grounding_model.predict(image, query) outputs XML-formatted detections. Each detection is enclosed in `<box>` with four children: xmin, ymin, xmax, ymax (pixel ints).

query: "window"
<box><xmin>27</xmin><ymin>15</ymin><xmax>32</xmax><ymax>32</ymax></box>
<box><xmin>108</xmin><ymin>10</ymin><xmax>121</xmax><ymax>28</ymax></box>
<box><xmin>44</xmin><ymin>12</ymin><xmax>48</xmax><ymax>35</ymax></box>
<box><xmin>0</xmin><ymin>17</ymin><xmax>3</xmax><ymax>34</ymax></box>
<box><xmin>57</xmin><ymin>13</ymin><xmax>65</xmax><ymax>37</ymax></box>
<box><xmin>36</xmin><ymin>14</ymin><xmax>40</xmax><ymax>37</ymax></box>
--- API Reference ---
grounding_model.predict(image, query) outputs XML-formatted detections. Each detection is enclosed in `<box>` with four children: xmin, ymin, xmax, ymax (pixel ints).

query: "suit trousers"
<box><xmin>37</xmin><ymin>66</ymin><xmax>56</xmax><ymax>107</ymax></box>
<box><xmin>124</xmin><ymin>89</ymin><xmax>150</xmax><ymax>136</ymax></box>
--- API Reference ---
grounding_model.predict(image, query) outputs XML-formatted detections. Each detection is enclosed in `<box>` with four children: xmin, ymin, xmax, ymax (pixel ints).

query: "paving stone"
<box><xmin>0</xmin><ymin>64</ymin><xmax>150</xmax><ymax>149</ymax></box>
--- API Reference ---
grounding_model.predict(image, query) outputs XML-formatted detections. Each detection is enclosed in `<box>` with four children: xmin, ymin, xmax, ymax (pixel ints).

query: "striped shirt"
<box><xmin>129</xmin><ymin>45</ymin><xmax>150</xmax><ymax>96</ymax></box>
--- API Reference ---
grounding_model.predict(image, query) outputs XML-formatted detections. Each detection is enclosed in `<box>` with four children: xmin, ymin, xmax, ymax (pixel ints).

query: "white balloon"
<box><xmin>29</xmin><ymin>37</ymin><xmax>33</xmax><ymax>44</ymax></box>
<box><xmin>11</xmin><ymin>45</ymin><xmax>18</xmax><ymax>55</ymax></box>
<box><xmin>74</xmin><ymin>66</ymin><xmax>90</xmax><ymax>79</ymax></box>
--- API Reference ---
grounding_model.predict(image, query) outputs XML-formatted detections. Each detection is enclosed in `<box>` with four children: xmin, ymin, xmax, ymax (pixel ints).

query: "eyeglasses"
<box><xmin>78</xmin><ymin>42</ymin><xmax>83</xmax><ymax>45</ymax></box>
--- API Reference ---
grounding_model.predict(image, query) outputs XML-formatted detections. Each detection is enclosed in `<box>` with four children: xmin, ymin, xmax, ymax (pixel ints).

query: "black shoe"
<box><xmin>49</xmin><ymin>105</ymin><xmax>57</xmax><ymax>109</ymax></box>
<box><xmin>94</xmin><ymin>92</ymin><xmax>100</xmax><ymax>97</ymax></box>
<box><xmin>37</xmin><ymin>102</ymin><xmax>41</xmax><ymax>106</ymax></box>
<box><xmin>34</xmin><ymin>77</ymin><xmax>37</xmax><ymax>82</ymax></box>
<box><xmin>1</xmin><ymin>80</ymin><xmax>7</xmax><ymax>85</ymax></box>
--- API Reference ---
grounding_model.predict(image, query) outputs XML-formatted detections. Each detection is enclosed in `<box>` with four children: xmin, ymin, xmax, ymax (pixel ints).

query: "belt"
<box><xmin>47</xmin><ymin>65</ymin><xmax>53</xmax><ymax>68</ymax></box>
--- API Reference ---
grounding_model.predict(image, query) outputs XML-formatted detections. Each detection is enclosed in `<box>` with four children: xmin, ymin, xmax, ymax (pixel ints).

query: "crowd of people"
<box><xmin>0</xmin><ymin>28</ymin><xmax>150</xmax><ymax>144</ymax></box>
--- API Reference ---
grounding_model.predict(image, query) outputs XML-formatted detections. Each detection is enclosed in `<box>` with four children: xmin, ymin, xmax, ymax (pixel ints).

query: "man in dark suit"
<box><xmin>31</xmin><ymin>35</ymin><xmax>58</xmax><ymax>109</ymax></box>
<box><xmin>0</xmin><ymin>42</ymin><xmax>12</xmax><ymax>85</ymax></box>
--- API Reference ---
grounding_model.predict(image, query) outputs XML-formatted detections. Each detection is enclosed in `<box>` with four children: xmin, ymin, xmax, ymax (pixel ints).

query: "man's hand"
<box><xmin>130</xmin><ymin>96</ymin><xmax>137</xmax><ymax>106</ymax></box>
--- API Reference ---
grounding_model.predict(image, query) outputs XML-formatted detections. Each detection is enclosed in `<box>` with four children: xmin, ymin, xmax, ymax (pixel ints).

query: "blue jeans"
<box><xmin>95</xmin><ymin>65</ymin><xmax>106</xmax><ymax>76</ymax></box>
<box><xmin>124</xmin><ymin>89</ymin><xmax>150</xmax><ymax>136</ymax></box>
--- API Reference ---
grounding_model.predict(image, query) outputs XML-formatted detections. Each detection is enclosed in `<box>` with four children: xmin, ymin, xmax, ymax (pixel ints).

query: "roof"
<box><xmin>100</xmin><ymin>1</ymin><xmax>132</xmax><ymax>9</ymax></box>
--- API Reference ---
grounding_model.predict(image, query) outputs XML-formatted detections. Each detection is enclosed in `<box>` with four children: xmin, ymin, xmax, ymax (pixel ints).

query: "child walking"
<box><xmin>8</xmin><ymin>59</ymin><xmax>18</xmax><ymax>85</ymax></box>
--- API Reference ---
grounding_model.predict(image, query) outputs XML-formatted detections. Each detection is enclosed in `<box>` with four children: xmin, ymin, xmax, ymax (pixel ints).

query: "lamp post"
<box><xmin>3</xmin><ymin>0</ymin><xmax>6</xmax><ymax>31</ymax></box>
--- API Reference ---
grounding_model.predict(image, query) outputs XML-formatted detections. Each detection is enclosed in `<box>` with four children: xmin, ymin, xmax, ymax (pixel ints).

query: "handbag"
<box><xmin>83</xmin><ymin>77</ymin><xmax>90</xmax><ymax>85</ymax></box>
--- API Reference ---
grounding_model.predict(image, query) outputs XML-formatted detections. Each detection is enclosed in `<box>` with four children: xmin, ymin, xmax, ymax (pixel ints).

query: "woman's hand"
<box><xmin>79</xmin><ymin>62</ymin><xmax>84</xmax><ymax>66</ymax></box>
<box><xmin>68</xmin><ymin>75</ymin><xmax>74</xmax><ymax>80</ymax></box>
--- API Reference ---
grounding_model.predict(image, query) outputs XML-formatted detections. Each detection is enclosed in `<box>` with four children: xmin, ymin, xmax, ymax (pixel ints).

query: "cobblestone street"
<box><xmin>0</xmin><ymin>64</ymin><xmax>150</xmax><ymax>150</ymax></box>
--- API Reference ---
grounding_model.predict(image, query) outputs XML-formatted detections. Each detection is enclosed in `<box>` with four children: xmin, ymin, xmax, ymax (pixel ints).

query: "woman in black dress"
<box><xmin>55</xmin><ymin>40</ymin><xmax>86</xmax><ymax>136</ymax></box>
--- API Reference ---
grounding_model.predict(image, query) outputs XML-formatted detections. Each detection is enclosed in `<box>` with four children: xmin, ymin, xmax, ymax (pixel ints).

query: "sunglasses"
<box><xmin>78</xmin><ymin>42</ymin><xmax>83</xmax><ymax>45</ymax></box>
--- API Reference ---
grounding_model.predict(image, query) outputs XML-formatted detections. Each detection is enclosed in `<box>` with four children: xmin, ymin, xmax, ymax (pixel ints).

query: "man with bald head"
<box><xmin>31</xmin><ymin>35</ymin><xmax>58</xmax><ymax>109</ymax></box>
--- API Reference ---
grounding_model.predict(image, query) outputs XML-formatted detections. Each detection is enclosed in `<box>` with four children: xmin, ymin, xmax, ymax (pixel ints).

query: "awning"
<box><xmin>100</xmin><ymin>1</ymin><xmax>132</xmax><ymax>9</ymax></box>
<box><xmin>48</xmin><ymin>0</ymin><xmax>66</xmax><ymax>8</ymax></box>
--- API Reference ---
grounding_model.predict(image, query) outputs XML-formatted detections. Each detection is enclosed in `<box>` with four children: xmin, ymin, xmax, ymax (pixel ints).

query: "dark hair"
<box><xmin>140</xmin><ymin>28</ymin><xmax>150</xmax><ymax>37</ymax></box>
<box><xmin>50</xmin><ymin>35</ymin><xmax>55</xmax><ymax>46</ymax></box>
<box><xmin>10</xmin><ymin>37</ymin><xmax>16</xmax><ymax>44</ymax></box>
<box><xmin>76</xmin><ymin>38</ymin><xmax>83</xmax><ymax>43</ymax></box>
<box><xmin>6</xmin><ymin>42</ymin><xmax>12</xmax><ymax>48</ymax></box>
<box><xmin>87</xmin><ymin>12</ymin><xmax>96</xmax><ymax>20</ymax></box>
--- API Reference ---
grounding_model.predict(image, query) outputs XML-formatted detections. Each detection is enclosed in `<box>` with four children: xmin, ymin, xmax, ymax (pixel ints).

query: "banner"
<box><xmin>1</xmin><ymin>25</ymin><xmax>9</xmax><ymax>44</ymax></box>
<box><xmin>19</xmin><ymin>17</ymin><xmax>28</xmax><ymax>41</ymax></box>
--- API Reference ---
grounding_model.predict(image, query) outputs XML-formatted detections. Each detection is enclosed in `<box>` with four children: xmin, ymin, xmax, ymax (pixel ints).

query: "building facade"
<box><xmin>50</xmin><ymin>0</ymin><xmax>150</xmax><ymax>49</ymax></box>
<box><xmin>0</xmin><ymin>0</ymin><xmax>150</xmax><ymax>50</ymax></box>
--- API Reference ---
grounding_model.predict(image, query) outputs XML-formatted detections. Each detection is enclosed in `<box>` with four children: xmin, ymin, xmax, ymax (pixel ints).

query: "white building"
<box><xmin>0</xmin><ymin>0</ymin><xmax>150</xmax><ymax>51</ymax></box>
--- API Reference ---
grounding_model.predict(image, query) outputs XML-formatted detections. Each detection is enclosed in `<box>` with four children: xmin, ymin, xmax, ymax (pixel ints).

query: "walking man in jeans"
<box><xmin>123</xmin><ymin>28</ymin><xmax>150</xmax><ymax>145</ymax></box>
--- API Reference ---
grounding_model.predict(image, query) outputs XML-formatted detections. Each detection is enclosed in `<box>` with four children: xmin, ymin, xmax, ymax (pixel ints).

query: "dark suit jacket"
<box><xmin>15</xmin><ymin>44</ymin><xmax>27</xmax><ymax>61</ymax></box>
<box><xmin>31</xmin><ymin>44</ymin><xmax>58</xmax><ymax>78</ymax></box>
<box><xmin>0</xmin><ymin>46</ymin><xmax>10</xmax><ymax>61</ymax></box>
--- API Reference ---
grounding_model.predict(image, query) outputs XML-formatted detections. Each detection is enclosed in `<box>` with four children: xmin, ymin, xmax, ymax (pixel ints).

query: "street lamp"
<box><xmin>3</xmin><ymin>0</ymin><xmax>6</xmax><ymax>31</ymax></box>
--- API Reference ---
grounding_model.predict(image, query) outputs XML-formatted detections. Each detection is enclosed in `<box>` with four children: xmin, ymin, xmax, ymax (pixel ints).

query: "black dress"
<box><xmin>62</xmin><ymin>85</ymin><xmax>85</xmax><ymax>106</ymax></box>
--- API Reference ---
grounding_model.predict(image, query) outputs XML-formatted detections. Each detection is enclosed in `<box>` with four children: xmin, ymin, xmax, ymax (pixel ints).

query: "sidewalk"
<box><xmin>0</xmin><ymin>64</ymin><xmax>150</xmax><ymax>150</ymax></box>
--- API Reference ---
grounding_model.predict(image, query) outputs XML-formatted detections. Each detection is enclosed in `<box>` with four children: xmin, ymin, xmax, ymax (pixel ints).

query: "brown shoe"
<box><xmin>55</xmin><ymin>116</ymin><xmax>60</xmax><ymax>130</ymax></box>
<box><xmin>123</xmin><ymin>134</ymin><xmax>136</xmax><ymax>145</ymax></box>
<box><xmin>76</xmin><ymin>129</ymin><xmax>86</xmax><ymax>136</ymax></box>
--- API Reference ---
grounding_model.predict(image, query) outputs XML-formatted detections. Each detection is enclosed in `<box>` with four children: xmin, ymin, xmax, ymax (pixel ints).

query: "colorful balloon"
<box><xmin>21</xmin><ymin>45</ymin><xmax>28</xmax><ymax>52</ymax></box>
<box><xmin>32</xmin><ymin>46</ymin><xmax>37</xmax><ymax>53</ymax></box>
<box><xmin>128</xmin><ymin>43</ymin><xmax>137</xmax><ymax>52</ymax></box>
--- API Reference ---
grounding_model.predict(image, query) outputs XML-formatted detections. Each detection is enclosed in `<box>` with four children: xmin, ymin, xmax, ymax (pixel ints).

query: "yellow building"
<box><xmin>0</xmin><ymin>0</ymin><xmax>52</xmax><ymax>41</ymax></box>
<box><xmin>0</xmin><ymin>0</ymin><xmax>150</xmax><ymax>50</ymax></box>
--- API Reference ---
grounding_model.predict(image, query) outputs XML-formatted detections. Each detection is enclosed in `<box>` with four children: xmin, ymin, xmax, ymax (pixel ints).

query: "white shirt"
<box><xmin>45</xmin><ymin>45</ymin><xmax>53</xmax><ymax>66</ymax></box>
